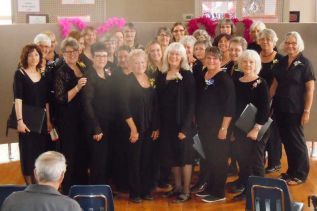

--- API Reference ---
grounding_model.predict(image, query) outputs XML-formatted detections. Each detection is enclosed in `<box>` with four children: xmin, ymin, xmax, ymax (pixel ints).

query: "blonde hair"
<box><xmin>238</xmin><ymin>50</ymin><xmax>262</xmax><ymax>75</ymax></box>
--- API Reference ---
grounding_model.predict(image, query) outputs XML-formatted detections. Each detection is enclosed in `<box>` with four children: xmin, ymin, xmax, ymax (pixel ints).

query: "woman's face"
<box><xmin>49</xmin><ymin>34</ymin><xmax>57</xmax><ymax>53</ymax></box>
<box><xmin>229</xmin><ymin>42</ymin><xmax>243</xmax><ymax>62</ymax></box>
<box><xmin>78</xmin><ymin>37</ymin><xmax>85</xmax><ymax>54</ymax></box>
<box><xmin>250</xmin><ymin>27</ymin><xmax>261</xmax><ymax>42</ymax></box>
<box><xmin>38</xmin><ymin>42</ymin><xmax>50</xmax><ymax>58</ymax></box>
<box><xmin>63</xmin><ymin>46</ymin><xmax>79</xmax><ymax>65</ymax></box>
<box><xmin>168</xmin><ymin>51</ymin><xmax>182</xmax><ymax>68</ymax></box>
<box><xmin>194</xmin><ymin>43</ymin><xmax>206</xmax><ymax>60</ymax></box>
<box><xmin>172</xmin><ymin>25</ymin><xmax>185</xmax><ymax>42</ymax></box>
<box><xmin>117</xmin><ymin>50</ymin><xmax>129</xmax><ymax>69</ymax></box>
<box><xmin>115</xmin><ymin>31</ymin><xmax>124</xmax><ymax>47</ymax></box>
<box><xmin>258</xmin><ymin>36</ymin><xmax>274</xmax><ymax>53</ymax></box>
<box><xmin>184</xmin><ymin>44</ymin><xmax>193</xmax><ymax>58</ymax></box>
<box><xmin>123</xmin><ymin>28</ymin><xmax>136</xmax><ymax>43</ymax></box>
<box><xmin>240</xmin><ymin>58</ymin><xmax>256</xmax><ymax>76</ymax></box>
<box><xmin>104</xmin><ymin>38</ymin><xmax>117</xmax><ymax>55</ymax></box>
<box><xmin>157</xmin><ymin>31</ymin><xmax>170</xmax><ymax>47</ymax></box>
<box><xmin>148</xmin><ymin>43</ymin><xmax>162</xmax><ymax>62</ymax></box>
<box><xmin>218</xmin><ymin>36</ymin><xmax>230</xmax><ymax>53</ymax></box>
<box><xmin>27</xmin><ymin>49</ymin><xmax>40</xmax><ymax>68</ymax></box>
<box><xmin>93</xmin><ymin>51</ymin><xmax>108</xmax><ymax>70</ymax></box>
<box><xmin>130</xmin><ymin>55</ymin><xmax>147</xmax><ymax>75</ymax></box>
<box><xmin>204</xmin><ymin>54</ymin><xmax>221</xmax><ymax>71</ymax></box>
<box><xmin>84</xmin><ymin>30</ymin><xmax>96</xmax><ymax>47</ymax></box>
<box><xmin>285</xmin><ymin>35</ymin><xmax>299</xmax><ymax>56</ymax></box>
<box><xmin>220</xmin><ymin>23</ymin><xmax>232</xmax><ymax>35</ymax></box>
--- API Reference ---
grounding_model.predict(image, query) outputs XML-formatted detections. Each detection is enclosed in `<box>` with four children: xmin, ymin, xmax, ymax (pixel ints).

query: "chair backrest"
<box><xmin>0</xmin><ymin>185</ymin><xmax>26</xmax><ymax>207</ymax></box>
<box><xmin>69</xmin><ymin>185</ymin><xmax>114</xmax><ymax>211</ymax></box>
<box><xmin>251</xmin><ymin>185</ymin><xmax>285</xmax><ymax>211</ymax></box>
<box><xmin>246</xmin><ymin>176</ymin><xmax>292</xmax><ymax>211</ymax></box>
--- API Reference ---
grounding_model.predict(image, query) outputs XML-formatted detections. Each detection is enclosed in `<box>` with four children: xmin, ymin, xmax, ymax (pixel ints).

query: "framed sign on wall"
<box><xmin>26</xmin><ymin>14</ymin><xmax>49</xmax><ymax>24</ymax></box>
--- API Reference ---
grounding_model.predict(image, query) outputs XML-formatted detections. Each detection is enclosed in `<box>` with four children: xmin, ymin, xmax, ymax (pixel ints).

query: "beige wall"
<box><xmin>288</xmin><ymin>0</ymin><xmax>316</xmax><ymax>22</ymax></box>
<box><xmin>1</xmin><ymin>23</ymin><xmax>317</xmax><ymax>144</ymax></box>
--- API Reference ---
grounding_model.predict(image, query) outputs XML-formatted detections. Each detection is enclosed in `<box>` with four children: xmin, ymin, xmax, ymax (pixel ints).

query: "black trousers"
<box><xmin>234</xmin><ymin>129</ymin><xmax>268</xmax><ymax>187</ymax></box>
<box><xmin>128</xmin><ymin>131</ymin><xmax>155</xmax><ymax>198</ymax></box>
<box><xmin>275</xmin><ymin>112</ymin><xmax>309</xmax><ymax>181</ymax></box>
<box><xmin>265</xmin><ymin>119</ymin><xmax>282</xmax><ymax>167</ymax></box>
<box><xmin>199</xmin><ymin>130</ymin><xmax>229</xmax><ymax>198</ymax></box>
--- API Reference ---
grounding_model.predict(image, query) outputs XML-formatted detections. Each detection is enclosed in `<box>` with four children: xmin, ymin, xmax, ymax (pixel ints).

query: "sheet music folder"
<box><xmin>235</xmin><ymin>103</ymin><xmax>272</xmax><ymax>141</ymax></box>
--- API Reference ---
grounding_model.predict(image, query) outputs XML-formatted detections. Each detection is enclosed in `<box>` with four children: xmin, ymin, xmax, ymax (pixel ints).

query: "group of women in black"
<box><xmin>13</xmin><ymin>20</ymin><xmax>315</xmax><ymax>204</ymax></box>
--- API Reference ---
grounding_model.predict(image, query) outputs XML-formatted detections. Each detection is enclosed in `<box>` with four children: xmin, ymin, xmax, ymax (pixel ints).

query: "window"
<box><xmin>0</xmin><ymin>0</ymin><xmax>12</xmax><ymax>24</ymax></box>
<box><xmin>196</xmin><ymin>0</ymin><xmax>282</xmax><ymax>22</ymax></box>
<box><xmin>202</xmin><ymin>1</ymin><xmax>237</xmax><ymax>19</ymax></box>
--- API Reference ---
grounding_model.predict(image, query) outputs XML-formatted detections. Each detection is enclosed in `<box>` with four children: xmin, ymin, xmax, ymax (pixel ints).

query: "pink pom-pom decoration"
<box><xmin>96</xmin><ymin>17</ymin><xmax>126</xmax><ymax>35</ymax></box>
<box><xmin>58</xmin><ymin>18</ymin><xmax>87</xmax><ymax>38</ymax></box>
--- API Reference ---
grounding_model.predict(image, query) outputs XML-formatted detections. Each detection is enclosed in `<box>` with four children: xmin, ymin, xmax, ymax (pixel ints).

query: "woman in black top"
<box><xmin>247</xmin><ymin>21</ymin><xmax>266</xmax><ymax>53</ymax></box>
<box><xmin>157</xmin><ymin>42</ymin><xmax>195</xmax><ymax>202</ymax></box>
<box><xmin>80</xmin><ymin>26</ymin><xmax>97</xmax><ymax>67</ymax></box>
<box><xmin>120</xmin><ymin>49</ymin><xmax>159</xmax><ymax>203</ymax></box>
<box><xmin>146</xmin><ymin>40</ymin><xmax>163</xmax><ymax>80</ymax></box>
<box><xmin>257</xmin><ymin>29</ymin><xmax>283</xmax><ymax>173</ymax></box>
<box><xmin>14</xmin><ymin>44</ymin><xmax>52</xmax><ymax>185</ymax></box>
<box><xmin>233</xmin><ymin>50</ymin><xmax>270</xmax><ymax>200</ymax></box>
<box><xmin>53</xmin><ymin>37</ymin><xmax>88</xmax><ymax>193</ymax></box>
<box><xmin>212</xmin><ymin>33</ymin><xmax>231</xmax><ymax>69</ymax></box>
<box><xmin>195</xmin><ymin>47</ymin><xmax>236</xmax><ymax>203</ymax></box>
<box><xmin>81</xmin><ymin>43</ymin><xmax>114</xmax><ymax>184</ymax></box>
<box><xmin>270</xmin><ymin>32</ymin><xmax>315</xmax><ymax>185</ymax></box>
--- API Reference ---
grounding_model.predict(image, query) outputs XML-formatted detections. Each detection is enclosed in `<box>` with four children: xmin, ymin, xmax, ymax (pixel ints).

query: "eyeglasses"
<box><xmin>173</xmin><ymin>29</ymin><xmax>185</xmax><ymax>33</ymax></box>
<box><xmin>285</xmin><ymin>42</ymin><xmax>297</xmax><ymax>46</ymax></box>
<box><xmin>64</xmin><ymin>50</ymin><xmax>79</xmax><ymax>54</ymax></box>
<box><xmin>159</xmin><ymin>33</ymin><xmax>169</xmax><ymax>37</ymax></box>
<box><xmin>94</xmin><ymin>55</ymin><xmax>108</xmax><ymax>58</ymax></box>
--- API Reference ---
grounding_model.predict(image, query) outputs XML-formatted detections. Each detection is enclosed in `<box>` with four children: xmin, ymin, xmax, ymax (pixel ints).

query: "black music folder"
<box><xmin>7</xmin><ymin>104</ymin><xmax>45</xmax><ymax>134</ymax></box>
<box><xmin>235</xmin><ymin>103</ymin><xmax>272</xmax><ymax>141</ymax></box>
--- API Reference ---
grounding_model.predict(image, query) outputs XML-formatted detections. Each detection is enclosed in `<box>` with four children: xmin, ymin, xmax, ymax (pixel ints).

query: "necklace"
<box><xmin>261</xmin><ymin>51</ymin><xmax>275</xmax><ymax>57</ymax></box>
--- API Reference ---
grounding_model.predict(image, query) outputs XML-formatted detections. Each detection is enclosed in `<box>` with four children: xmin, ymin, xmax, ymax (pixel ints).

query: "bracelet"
<box><xmin>17</xmin><ymin>118</ymin><xmax>23</xmax><ymax>122</ymax></box>
<box><xmin>75</xmin><ymin>85</ymin><xmax>79</xmax><ymax>93</ymax></box>
<box><xmin>304</xmin><ymin>109</ymin><xmax>310</xmax><ymax>113</ymax></box>
<box><xmin>220</xmin><ymin>127</ymin><xmax>227</xmax><ymax>131</ymax></box>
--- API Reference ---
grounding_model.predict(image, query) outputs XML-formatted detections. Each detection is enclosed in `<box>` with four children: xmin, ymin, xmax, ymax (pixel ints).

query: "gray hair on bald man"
<box><xmin>35</xmin><ymin>151</ymin><xmax>67</xmax><ymax>183</ymax></box>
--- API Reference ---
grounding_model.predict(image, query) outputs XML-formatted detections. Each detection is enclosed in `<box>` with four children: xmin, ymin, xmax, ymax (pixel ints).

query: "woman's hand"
<box><xmin>130</xmin><ymin>130</ymin><xmax>139</xmax><ymax>143</ymax></box>
<box><xmin>17</xmin><ymin>121</ymin><xmax>30</xmax><ymax>133</ymax></box>
<box><xmin>246</xmin><ymin>128</ymin><xmax>259</xmax><ymax>141</ymax></box>
<box><xmin>77</xmin><ymin>77</ymin><xmax>87</xmax><ymax>90</ymax></box>
<box><xmin>93</xmin><ymin>133</ymin><xmax>103</xmax><ymax>142</ymax></box>
<box><xmin>151</xmin><ymin>130</ymin><xmax>159</xmax><ymax>141</ymax></box>
<box><xmin>301</xmin><ymin>112</ymin><xmax>310</xmax><ymax>125</ymax></box>
<box><xmin>218</xmin><ymin>128</ymin><xmax>227</xmax><ymax>140</ymax></box>
<box><xmin>178</xmin><ymin>132</ymin><xmax>186</xmax><ymax>141</ymax></box>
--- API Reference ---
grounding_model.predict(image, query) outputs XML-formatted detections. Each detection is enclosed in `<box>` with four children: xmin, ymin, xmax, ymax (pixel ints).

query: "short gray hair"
<box><xmin>257</xmin><ymin>28</ymin><xmax>278</xmax><ymax>46</ymax></box>
<box><xmin>192</xmin><ymin>29</ymin><xmax>211</xmax><ymax>42</ymax></box>
<box><xmin>33</xmin><ymin>33</ymin><xmax>51</xmax><ymax>47</ymax></box>
<box><xmin>250</xmin><ymin>21</ymin><xmax>266</xmax><ymax>34</ymax></box>
<box><xmin>35</xmin><ymin>151</ymin><xmax>67</xmax><ymax>182</ymax></box>
<box><xmin>179</xmin><ymin>35</ymin><xmax>197</xmax><ymax>48</ymax></box>
<box><xmin>279</xmin><ymin>31</ymin><xmax>305</xmax><ymax>54</ymax></box>
<box><xmin>238</xmin><ymin>50</ymin><xmax>262</xmax><ymax>75</ymax></box>
<box><xmin>230</xmin><ymin>36</ymin><xmax>248</xmax><ymax>51</ymax></box>
<box><xmin>161</xmin><ymin>42</ymin><xmax>190</xmax><ymax>73</ymax></box>
<box><xmin>60</xmin><ymin>37</ymin><xmax>79</xmax><ymax>52</ymax></box>
<box><xmin>128</xmin><ymin>49</ymin><xmax>148</xmax><ymax>63</ymax></box>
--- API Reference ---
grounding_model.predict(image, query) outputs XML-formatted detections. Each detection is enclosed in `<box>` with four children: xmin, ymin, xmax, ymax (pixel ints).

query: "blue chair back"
<box><xmin>0</xmin><ymin>185</ymin><xmax>26</xmax><ymax>206</ymax></box>
<box><xmin>251</xmin><ymin>184</ymin><xmax>285</xmax><ymax>211</ymax></box>
<box><xmin>69</xmin><ymin>185</ymin><xmax>114</xmax><ymax>211</ymax></box>
<box><xmin>245</xmin><ymin>176</ymin><xmax>303</xmax><ymax>211</ymax></box>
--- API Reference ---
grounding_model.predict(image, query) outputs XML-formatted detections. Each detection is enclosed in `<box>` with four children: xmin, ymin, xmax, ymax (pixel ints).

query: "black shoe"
<box><xmin>158</xmin><ymin>183</ymin><xmax>173</xmax><ymax>189</ymax></box>
<box><xmin>162</xmin><ymin>189</ymin><xmax>181</xmax><ymax>198</ymax></box>
<box><xmin>173</xmin><ymin>193</ymin><xmax>191</xmax><ymax>203</ymax></box>
<box><xmin>227</xmin><ymin>163</ymin><xmax>238</xmax><ymax>176</ymax></box>
<box><xmin>201</xmin><ymin>195</ymin><xmax>226</xmax><ymax>203</ymax></box>
<box><xmin>226</xmin><ymin>179</ymin><xmax>240</xmax><ymax>188</ymax></box>
<box><xmin>233</xmin><ymin>191</ymin><xmax>246</xmax><ymax>201</ymax></box>
<box><xmin>195</xmin><ymin>190</ymin><xmax>210</xmax><ymax>198</ymax></box>
<box><xmin>265</xmin><ymin>165</ymin><xmax>281</xmax><ymax>173</ymax></box>
<box><xmin>279</xmin><ymin>173</ymin><xmax>291</xmax><ymax>181</ymax></box>
<box><xmin>129</xmin><ymin>196</ymin><xmax>142</xmax><ymax>203</ymax></box>
<box><xmin>191</xmin><ymin>182</ymin><xmax>207</xmax><ymax>193</ymax></box>
<box><xmin>227</xmin><ymin>183</ymin><xmax>245</xmax><ymax>193</ymax></box>
<box><xmin>142</xmin><ymin>194</ymin><xmax>154</xmax><ymax>201</ymax></box>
